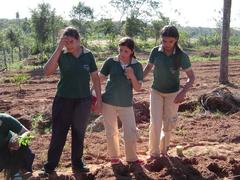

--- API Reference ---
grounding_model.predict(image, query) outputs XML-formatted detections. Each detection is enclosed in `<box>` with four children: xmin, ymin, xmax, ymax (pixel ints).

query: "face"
<box><xmin>118</xmin><ymin>45</ymin><xmax>133</xmax><ymax>61</ymax></box>
<box><xmin>65</xmin><ymin>36</ymin><xmax>80</xmax><ymax>53</ymax></box>
<box><xmin>161</xmin><ymin>36</ymin><xmax>177</xmax><ymax>52</ymax></box>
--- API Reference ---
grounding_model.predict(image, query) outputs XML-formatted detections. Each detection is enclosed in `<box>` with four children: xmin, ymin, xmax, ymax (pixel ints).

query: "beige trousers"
<box><xmin>149</xmin><ymin>89</ymin><xmax>179</xmax><ymax>156</ymax></box>
<box><xmin>102</xmin><ymin>103</ymin><xmax>138</xmax><ymax>162</ymax></box>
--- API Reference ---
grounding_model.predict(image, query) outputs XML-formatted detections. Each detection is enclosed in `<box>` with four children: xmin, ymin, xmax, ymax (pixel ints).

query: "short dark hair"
<box><xmin>160</xmin><ymin>25</ymin><xmax>179</xmax><ymax>40</ymax></box>
<box><xmin>63</xmin><ymin>26</ymin><xmax>80</xmax><ymax>40</ymax></box>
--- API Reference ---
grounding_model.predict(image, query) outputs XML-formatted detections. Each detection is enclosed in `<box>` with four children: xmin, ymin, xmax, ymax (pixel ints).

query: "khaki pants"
<box><xmin>102</xmin><ymin>103</ymin><xmax>138</xmax><ymax>162</ymax></box>
<box><xmin>149</xmin><ymin>89</ymin><xmax>179</xmax><ymax>156</ymax></box>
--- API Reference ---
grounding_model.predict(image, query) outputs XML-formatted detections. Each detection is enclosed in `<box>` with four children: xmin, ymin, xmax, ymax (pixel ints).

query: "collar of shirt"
<box><xmin>63</xmin><ymin>46</ymin><xmax>90</xmax><ymax>55</ymax></box>
<box><xmin>113</xmin><ymin>56</ymin><xmax>138</xmax><ymax>65</ymax></box>
<box><xmin>158</xmin><ymin>45</ymin><xmax>176</xmax><ymax>55</ymax></box>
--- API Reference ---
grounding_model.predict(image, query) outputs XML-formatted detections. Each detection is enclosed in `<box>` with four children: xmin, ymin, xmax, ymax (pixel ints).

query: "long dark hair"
<box><xmin>160</xmin><ymin>25</ymin><xmax>182</xmax><ymax>70</ymax></box>
<box><xmin>118</xmin><ymin>37</ymin><xmax>136</xmax><ymax>59</ymax></box>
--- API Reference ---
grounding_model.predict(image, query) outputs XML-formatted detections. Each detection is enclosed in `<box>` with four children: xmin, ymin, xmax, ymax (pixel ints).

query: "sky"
<box><xmin>0</xmin><ymin>0</ymin><xmax>239</xmax><ymax>28</ymax></box>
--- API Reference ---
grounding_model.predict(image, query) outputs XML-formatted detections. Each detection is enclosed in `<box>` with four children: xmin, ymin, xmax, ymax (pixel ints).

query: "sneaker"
<box><xmin>111</xmin><ymin>158</ymin><xmax>121</xmax><ymax>165</ymax></box>
<box><xmin>72</xmin><ymin>166</ymin><xmax>90</xmax><ymax>173</ymax></box>
<box><xmin>111</xmin><ymin>162</ymin><xmax>129</xmax><ymax>176</ymax></box>
<box><xmin>127</xmin><ymin>159</ymin><xmax>144</xmax><ymax>173</ymax></box>
<box><xmin>21</xmin><ymin>171</ymin><xmax>32</xmax><ymax>179</ymax></box>
<box><xmin>146</xmin><ymin>155</ymin><xmax>158</xmax><ymax>162</ymax></box>
<box><xmin>38</xmin><ymin>168</ymin><xmax>55</xmax><ymax>177</ymax></box>
<box><xmin>11</xmin><ymin>172</ymin><xmax>22</xmax><ymax>180</ymax></box>
<box><xmin>127</xmin><ymin>159</ymin><xmax>144</xmax><ymax>165</ymax></box>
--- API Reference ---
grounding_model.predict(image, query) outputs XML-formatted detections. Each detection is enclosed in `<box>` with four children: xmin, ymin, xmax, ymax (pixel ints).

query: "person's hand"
<box><xmin>125</xmin><ymin>67</ymin><xmax>135</xmax><ymax>79</ymax></box>
<box><xmin>91</xmin><ymin>95</ymin><xmax>102</xmax><ymax>114</ymax></box>
<box><xmin>94</xmin><ymin>100</ymin><xmax>102</xmax><ymax>114</ymax></box>
<box><xmin>8</xmin><ymin>136</ymin><xmax>20</xmax><ymax>151</ymax></box>
<box><xmin>174</xmin><ymin>89</ymin><xmax>186</xmax><ymax>104</ymax></box>
<box><xmin>57</xmin><ymin>35</ymin><xmax>68</xmax><ymax>50</ymax></box>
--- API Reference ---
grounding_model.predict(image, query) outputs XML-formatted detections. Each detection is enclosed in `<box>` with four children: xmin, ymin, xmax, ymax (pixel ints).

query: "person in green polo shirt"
<box><xmin>143</xmin><ymin>25</ymin><xmax>195</xmax><ymax>160</ymax></box>
<box><xmin>99</xmin><ymin>37</ymin><xmax>143</xmax><ymax>169</ymax></box>
<box><xmin>0</xmin><ymin>113</ymin><xmax>35</xmax><ymax>179</ymax></box>
<box><xmin>42</xmin><ymin>27</ymin><xmax>102</xmax><ymax>175</ymax></box>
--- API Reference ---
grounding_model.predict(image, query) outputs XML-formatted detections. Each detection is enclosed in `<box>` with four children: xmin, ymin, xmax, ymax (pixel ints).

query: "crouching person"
<box><xmin>0</xmin><ymin>113</ymin><xmax>35</xmax><ymax>179</ymax></box>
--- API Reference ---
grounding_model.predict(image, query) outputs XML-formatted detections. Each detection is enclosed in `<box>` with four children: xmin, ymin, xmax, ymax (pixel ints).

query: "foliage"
<box><xmin>110</xmin><ymin>0</ymin><xmax>162</xmax><ymax>21</ymax></box>
<box><xmin>30</xmin><ymin>3</ymin><xmax>64</xmax><ymax>60</ymax></box>
<box><xmin>70</xmin><ymin>2</ymin><xmax>94</xmax><ymax>38</ymax></box>
<box><xmin>12</xmin><ymin>74</ymin><xmax>30</xmax><ymax>91</ymax></box>
<box><xmin>19</xmin><ymin>131</ymin><xmax>34</xmax><ymax>146</ymax></box>
<box><xmin>124</xmin><ymin>15</ymin><xmax>146</xmax><ymax>37</ymax></box>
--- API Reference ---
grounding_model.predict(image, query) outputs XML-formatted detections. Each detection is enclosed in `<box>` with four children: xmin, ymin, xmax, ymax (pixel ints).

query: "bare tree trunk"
<box><xmin>18</xmin><ymin>46</ymin><xmax>22</xmax><ymax>61</ymax></box>
<box><xmin>11</xmin><ymin>48</ymin><xmax>14</xmax><ymax>63</ymax></box>
<box><xmin>219</xmin><ymin>0</ymin><xmax>231</xmax><ymax>84</ymax></box>
<box><xmin>3</xmin><ymin>48</ymin><xmax>8</xmax><ymax>70</ymax></box>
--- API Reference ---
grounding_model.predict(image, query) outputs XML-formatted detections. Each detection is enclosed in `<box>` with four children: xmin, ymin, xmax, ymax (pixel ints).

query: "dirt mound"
<box><xmin>144</xmin><ymin>156</ymin><xmax>215</xmax><ymax>179</ymax></box>
<box><xmin>133</xmin><ymin>100</ymin><xmax>201</xmax><ymax>123</ymax></box>
<box><xmin>133</xmin><ymin>100</ymin><xmax>150</xmax><ymax>123</ymax></box>
<box><xmin>178</xmin><ymin>100</ymin><xmax>199</xmax><ymax>112</ymax></box>
<box><xmin>199</xmin><ymin>87</ymin><xmax>240</xmax><ymax>114</ymax></box>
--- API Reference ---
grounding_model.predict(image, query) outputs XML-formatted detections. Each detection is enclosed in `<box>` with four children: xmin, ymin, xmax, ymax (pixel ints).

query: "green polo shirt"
<box><xmin>100</xmin><ymin>57</ymin><xmax>143</xmax><ymax>107</ymax></box>
<box><xmin>0</xmin><ymin>113</ymin><xmax>23</xmax><ymax>149</ymax></box>
<box><xmin>149</xmin><ymin>46</ymin><xmax>191</xmax><ymax>93</ymax></box>
<box><xmin>56</xmin><ymin>46</ymin><xmax>97</xmax><ymax>98</ymax></box>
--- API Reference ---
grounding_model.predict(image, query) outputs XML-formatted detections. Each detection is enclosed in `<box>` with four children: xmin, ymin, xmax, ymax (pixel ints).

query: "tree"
<box><xmin>6</xmin><ymin>28</ymin><xmax>19</xmax><ymax>63</ymax></box>
<box><xmin>0</xmin><ymin>31</ymin><xmax>8</xmax><ymax>69</ymax></box>
<box><xmin>96</xmin><ymin>19</ymin><xmax>118</xmax><ymax>47</ymax></box>
<box><xmin>70</xmin><ymin>2</ymin><xmax>93</xmax><ymax>37</ymax></box>
<box><xmin>31</xmin><ymin>3</ymin><xmax>52</xmax><ymax>57</ymax></box>
<box><xmin>49</xmin><ymin>9</ymin><xmax>64</xmax><ymax>50</ymax></box>
<box><xmin>124</xmin><ymin>15</ymin><xmax>146</xmax><ymax>37</ymax></box>
<box><xmin>219</xmin><ymin>0</ymin><xmax>232</xmax><ymax>84</ymax></box>
<box><xmin>110</xmin><ymin>0</ymin><xmax>161</xmax><ymax>21</ymax></box>
<box><xmin>152</xmin><ymin>18</ymin><xmax>170</xmax><ymax>45</ymax></box>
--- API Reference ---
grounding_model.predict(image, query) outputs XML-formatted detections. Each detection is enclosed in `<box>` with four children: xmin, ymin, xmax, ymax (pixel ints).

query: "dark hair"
<box><xmin>63</xmin><ymin>26</ymin><xmax>80</xmax><ymax>40</ymax></box>
<box><xmin>160</xmin><ymin>25</ymin><xmax>179</xmax><ymax>40</ymax></box>
<box><xmin>161</xmin><ymin>25</ymin><xmax>182</xmax><ymax>70</ymax></box>
<box><xmin>118</xmin><ymin>37</ymin><xmax>136</xmax><ymax>58</ymax></box>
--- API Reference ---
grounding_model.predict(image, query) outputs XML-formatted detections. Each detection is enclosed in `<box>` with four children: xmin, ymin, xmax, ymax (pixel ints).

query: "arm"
<box><xmin>174</xmin><ymin>68</ymin><xmax>195</xmax><ymax>104</ymax></box>
<box><xmin>19</xmin><ymin>126</ymin><xmax>28</xmax><ymax>135</ymax></box>
<box><xmin>182</xmin><ymin>69</ymin><xmax>195</xmax><ymax>92</ymax></box>
<box><xmin>143</xmin><ymin>63</ymin><xmax>153</xmax><ymax>79</ymax></box>
<box><xmin>125</xmin><ymin>67</ymin><xmax>142</xmax><ymax>91</ymax></box>
<box><xmin>99</xmin><ymin>72</ymin><xmax>107</xmax><ymax>83</ymax></box>
<box><xmin>43</xmin><ymin>36</ymin><xmax>67</xmax><ymax>76</ymax></box>
<box><xmin>91</xmin><ymin>71</ymin><xmax>102</xmax><ymax>113</ymax></box>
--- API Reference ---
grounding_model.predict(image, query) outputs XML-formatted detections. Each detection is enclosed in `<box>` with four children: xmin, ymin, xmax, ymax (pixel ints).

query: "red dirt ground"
<box><xmin>0</xmin><ymin>60</ymin><xmax>240</xmax><ymax>180</ymax></box>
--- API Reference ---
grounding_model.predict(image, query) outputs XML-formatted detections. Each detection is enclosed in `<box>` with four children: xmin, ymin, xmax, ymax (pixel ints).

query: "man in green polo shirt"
<box><xmin>0</xmin><ymin>113</ymin><xmax>35</xmax><ymax>179</ymax></box>
<box><xmin>143</xmin><ymin>25</ymin><xmax>195</xmax><ymax>160</ymax></box>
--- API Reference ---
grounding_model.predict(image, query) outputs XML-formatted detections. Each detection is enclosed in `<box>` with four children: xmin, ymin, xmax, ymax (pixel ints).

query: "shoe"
<box><xmin>72</xmin><ymin>166</ymin><xmax>90</xmax><ymax>173</ymax></box>
<box><xmin>38</xmin><ymin>168</ymin><xmax>55</xmax><ymax>177</ymax></box>
<box><xmin>21</xmin><ymin>171</ymin><xmax>32</xmax><ymax>179</ymax></box>
<box><xmin>11</xmin><ymin>172</ymin><xmax>22</xmax><ymax>180</ymax></box>
<box><xmin>127</xmin><ymin>159</ymin><xmax>144</xmax><ymax>165</ymax></box>
<box><xmin>146</xmin><ymin>155</ymin><xmax>159</xmax><ymax>162</ymax></box>
<box><xmin>111</xmin><ymin>158</ymin><xmax>121</xmax><ymax>165</ymax></box>
<box><xmin>111</xmin><ymin>162</ymin><xmax>129</xmax><ymax>176</ymax></box>
<box><xmin>127</xmin><ymin>159</ymin><xmax>144</xmax><ymax>173</ymax></box>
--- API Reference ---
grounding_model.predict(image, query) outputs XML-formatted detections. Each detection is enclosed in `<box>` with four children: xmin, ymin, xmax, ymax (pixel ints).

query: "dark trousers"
<box><xmin>44</xmin><ymin>96</ymin><xmax>91</xmax><ymax>171</ymax></box>
<box><xmin>0</xmin><ymin>146</ymin><xmax>35</xmax><ymax>173</ymax></box>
